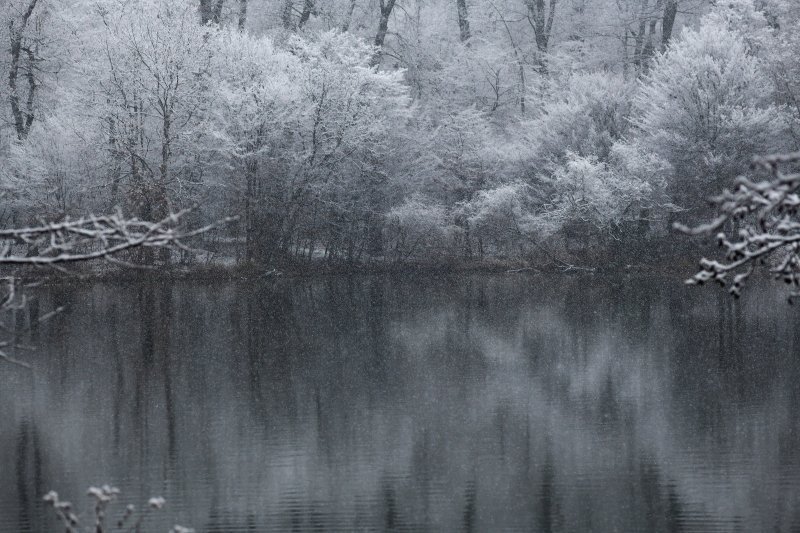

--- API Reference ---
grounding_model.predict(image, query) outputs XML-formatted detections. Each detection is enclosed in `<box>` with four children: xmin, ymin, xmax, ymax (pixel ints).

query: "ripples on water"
<box><xmin>1</xmin><ymin>274</ymin><xmax>800</xmax><ymax>532</ymax></box>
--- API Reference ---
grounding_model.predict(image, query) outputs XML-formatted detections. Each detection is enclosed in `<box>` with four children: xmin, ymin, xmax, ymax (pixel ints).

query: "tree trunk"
<box><xmin>298</xmin><ymin>0</ymin><xmax>314</xmax><ymax>28</ymax></box>
<box><xmin>640</xmin><ymin>0</ymin><xmax>663</xmax><ymax>71</ymax></box>
<box><xmin>456</xmin><ymin>0</ymin><xmax>470</xmax><ymax>42</ymax></box>
<box><xmin>463</xmin><ymin>219</ymin><xmax>472</xmax><ymax>260</ymax></box>
<box><xmin>200</xmin><ymin>0</ymin><xmax>212</xmax><ymax>23</ymax></box>
<box><xmin>282</xmin><ymin>0</ymin><xmax>295</xmax><ymax>30</ymax></box>
<box><xmin>244</xmin><ymin>158</ymin><xmax>258</xmax><ymax>263</ymax></box>
<box><xmin>8</xmin><ymin>0</ymin><xmax>39</xmax><ymax>140</ymax></box>
<box><xmin>622</xmin><ymin>28</ymin><xmax>629</xmax><ymax>79</ymax></box>
<box><xmin>632</xmin><ymin>0</ymin><xmax>648</xmax><ymax>73</ymax></box>
<box><xmin>371</xmin><ymin>0</ymin><xmax>397</xmax><ymax>66</ymax></box>
<box><xmin>341</xmin><ymin>0</ymin><xmax>357</xmax><ymax>32</ymax></box>
<box><xmin>238</xmin><ymin>0</ymin><xmax>247</xmax><ymax>29</ymax></box>
<box><xmin>661</xmin><ymin>0</ymin><xmax>678</xmax><ymax>50</ymax></box>
<box><xmin>160</xmin><ymin>109</ymin><xmax>171</xmax><ymax>186</ymax></box>
<box><xmin>107</xmin><ymin>115</ymin><xmax>122</xmax><ymax>208</ymax></box>
<box><xmin>200</xmin><ymin>0</ymin><xmax>224</xmax><ymax>24</ymax></box>
<box><xmin>524</xmin><ymin>0</ymin><xmax>557</xmax><ymax>71</ymax></box>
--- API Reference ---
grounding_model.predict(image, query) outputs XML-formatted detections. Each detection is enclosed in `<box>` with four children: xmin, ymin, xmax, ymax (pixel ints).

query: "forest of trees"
<box><xmin>0</xmin><ymin>0</ymin><xmax>798</xmax><ymax>269</ymax></box>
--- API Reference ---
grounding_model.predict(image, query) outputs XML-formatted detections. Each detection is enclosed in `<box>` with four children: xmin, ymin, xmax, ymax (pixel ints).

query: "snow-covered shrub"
<box><xmin>384</xmin><ymin>197</ymin><xmax>454</xmax><ymax>260</ymax></box>
<box><xmin>464</xmin><ymin>182</ymin><xmax>539</xmax><ymax>256</ymax></box>
<box><xmin>535</xmin><ymin>152</ymin><xmax>654</xmax><ymax>237</ymax></box>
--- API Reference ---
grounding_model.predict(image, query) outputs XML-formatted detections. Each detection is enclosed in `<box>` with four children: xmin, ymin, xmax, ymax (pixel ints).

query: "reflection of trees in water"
<box><xmin>637</xmin><ymin>459</ymin><xmax>685</xmax><ymax>532</ymax></box>
<box><xmin>2</xmin><ymin>275</ymin><xmax>800</xmax><ymax>531</ymax></box>
<box><xmin>14</xmin><ymin>419</ymin><xmax>44</xmax><ymax>532</ymax></box>
<box><xmin>546</xmin><ymin>446</ymin><xmax>565</xmax><ymax>533</ymax></box>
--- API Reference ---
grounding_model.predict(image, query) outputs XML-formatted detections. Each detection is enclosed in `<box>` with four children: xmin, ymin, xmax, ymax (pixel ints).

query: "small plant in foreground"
<box><xmin>43</xmin><ymin>485</ymin><xmax>192</xmax><ymax>533</ymax></box>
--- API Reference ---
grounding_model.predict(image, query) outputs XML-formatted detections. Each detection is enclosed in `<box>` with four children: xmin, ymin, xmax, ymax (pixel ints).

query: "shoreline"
<box><xmin>0</xmin><ymin>257</ymin><xmax>703</xmax><ymax>284</ymax></box>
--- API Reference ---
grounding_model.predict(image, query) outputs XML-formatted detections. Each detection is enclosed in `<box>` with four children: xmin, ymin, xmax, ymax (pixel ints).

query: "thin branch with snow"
<box><xmin>676</xmin><ymin>152</ymin><xmax>800</xmax><ymax>299</ymax></box>
<box><xmin>0</xmin><ymin>209</ymin><xmax>235</xmax><ymax>369</ymax></box>
<box><xmin>0</xmin><ymin>208</ymin><xmax>236</xmax><ymax>266</ymax></box>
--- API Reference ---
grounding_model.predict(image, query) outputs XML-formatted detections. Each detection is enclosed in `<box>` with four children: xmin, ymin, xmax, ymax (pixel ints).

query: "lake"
<box><xmin>1</xmin><ymin>274</ymin><xmax>800</xmax><ymax>532</ymax></box>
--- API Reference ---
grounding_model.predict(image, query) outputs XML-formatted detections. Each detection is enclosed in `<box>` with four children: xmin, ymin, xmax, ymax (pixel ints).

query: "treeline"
<box><xmin>0</xmin><ymin>0</ymin><xmax>798</xmax><ymax>268</ymax></box>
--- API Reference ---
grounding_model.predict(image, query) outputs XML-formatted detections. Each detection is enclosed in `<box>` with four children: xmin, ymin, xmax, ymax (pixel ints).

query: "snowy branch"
<box><xmin>676</xmin><ymin>152</ymin><xmax>800</xmax><ymax>299</ymax></box>
<box><xmin>0</xmin><ymin>209</ymin><xmax>235</xmax><ymax>368</ymax></box>
<box><xmin>0</xmin><ymin>208</ymin><xmax>236</xmax><ymax>266</ymax></box>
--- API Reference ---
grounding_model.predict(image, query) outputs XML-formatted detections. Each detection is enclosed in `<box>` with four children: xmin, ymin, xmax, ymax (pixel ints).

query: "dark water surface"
<box><xmin>2</xmin><ymin>274</ymin><xmax>800</xmax><ymax>532</ymax></box>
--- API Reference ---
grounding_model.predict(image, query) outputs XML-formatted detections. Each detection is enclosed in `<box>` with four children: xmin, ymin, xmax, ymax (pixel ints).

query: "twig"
<box><xmin>677</xmin><ymin>152</ymin><xmax>800</xmax><ymax>299</ymax></box>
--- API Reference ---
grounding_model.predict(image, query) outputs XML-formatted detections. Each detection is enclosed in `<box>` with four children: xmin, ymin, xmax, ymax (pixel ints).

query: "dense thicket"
<box><xmin>0</xmin><ymin>0</ymin><xmax>797</xmax><ymax>268</ymax></box>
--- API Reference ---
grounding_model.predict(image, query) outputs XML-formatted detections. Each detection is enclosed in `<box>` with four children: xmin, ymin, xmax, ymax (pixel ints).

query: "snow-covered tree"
<box><xmin>537</xmin><ymin>152</ymin><xmax>654</xmax><ymax>239</ymax></box>
<box><xmin>632</xmin><ymin>9</ymin><xmax>787</xmax><ymax>214</ymax></box>
<box><xmin>287</xmin><ymin>31</ymin><xmax>410</xmax><ymax>262</ymax></box>
<box><xmin>465</xmin><ymin>182</ymin><xmax>539</xmax><ymax>258</ymax></box>
<box><xmin>384</xmin><ymin>197</ymin><xmax>453</xmax><ymax>261</ymax></box>
<box><xmin>524</xmin><ymin>72</ymin><xmax>633</xmax><ymax>169</ymax></box>
<box><xmin>83</xmin><ymin>0</ymin><xmax>216</xmax><ymax>218</ymax></box>
<box><xmin>212</xmin><ymin>30</ymin><xmax>410</xmax><ymax>263</ymax></box>
<box><xmin>210</xmin><ymin>28</ymin><xmax>300</xmax><ymax>261</ymax></box>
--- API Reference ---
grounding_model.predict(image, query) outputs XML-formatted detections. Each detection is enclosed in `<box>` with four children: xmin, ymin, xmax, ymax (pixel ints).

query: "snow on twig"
<box><xmin>677</xmin><ymin>152</ymin><xmax>800</xmax><ymax>299</ymax></box>
<box><xmin>0</xmin><ymin>208</ymin><xmax>237</xmax><ymax>266</ymax></box>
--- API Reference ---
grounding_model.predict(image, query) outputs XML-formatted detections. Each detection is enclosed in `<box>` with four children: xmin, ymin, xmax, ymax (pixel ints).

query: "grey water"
<box><xmin>2</xmin><ymin>274</ymin><xmax>800</xmax><ymax>532</ymax></box>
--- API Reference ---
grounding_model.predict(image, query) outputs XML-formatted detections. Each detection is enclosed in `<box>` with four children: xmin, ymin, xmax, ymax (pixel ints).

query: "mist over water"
<box><xmin>1</xmin><ymin>275</ymin><xmax>800</xmax><ymax>532</ymax></box>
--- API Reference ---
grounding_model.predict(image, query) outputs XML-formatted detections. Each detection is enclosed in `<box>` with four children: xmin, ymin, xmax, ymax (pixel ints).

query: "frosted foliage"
<box><xmin>3</xmin><ymin>110</ymin><xmax>103</xmax><ymax>215</ymax></box>
<box><xmin>633</xmin><ymin>16</ymin><xmax>786</xmax><ymax>189</ymax></box>
<box><xmin>0</xmin><ymin>0</ymin><xmax>798</xmax><ymax>270</ymax></box>
<box><xmin>527</xmin><ymin>73</ymin><xmax>632</xmax><ymax>166</ymax></box>
<box><xmin>289</xmin><ymin>31</ymin><xmax>410</xmax><ymax>176</ymax></box>
<box><xmin>210</xmin><ymin>29</ymin><xmax>299</xmax><ymax>158</ymax></box>
<box><xmin>465</xmin><ymin>183</ymin><xmax>540</xmax><ymax>250</ymax></box>
<box><xmin>211</xmin><ymin>29</ymin><xmax>410</xmax><ymax>174</ymax></box>
<box><xmin>540</xmin><ymin>153</ymin><xmax>653</xmax><ymax>235</ymax></box>
<box><xmin>385</xmin><ymin>197</ymin><xmax>454</xmax><ymax>259</ymax></box>
<box><xmin>429</xmin><ymin>108</ymin><xmax>497</xmax><ymax>189</ymax></box>
<box><xmin>387</xmin><ymin>198</ymin><xmax>449</xmax><ymax>233</ymax></box>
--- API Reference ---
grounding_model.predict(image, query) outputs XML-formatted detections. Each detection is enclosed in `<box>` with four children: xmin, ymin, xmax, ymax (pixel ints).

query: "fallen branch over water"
<box><xmin>0</xmin><ymin>208</ymin><xmax>237</xmax><ymax>266</ymax></box>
